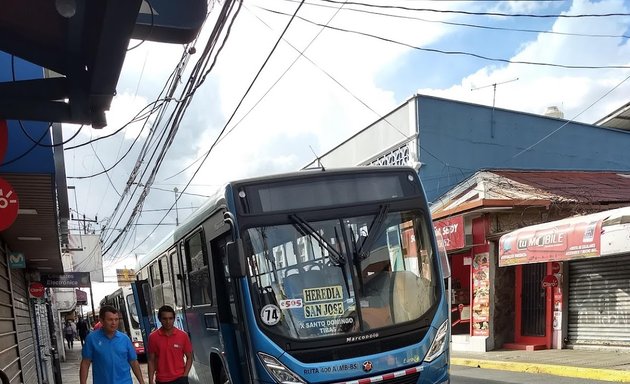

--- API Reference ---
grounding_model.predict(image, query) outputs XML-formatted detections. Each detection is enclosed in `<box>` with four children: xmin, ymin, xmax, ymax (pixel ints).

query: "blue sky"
<box><xmin>51</xmin><ymin>0</ymin><xmax>630</xmax><ymax>300</ymax></box>
<box><xmin>377</xmin><ymin>7</ymin><xmax>563</xmax><ymax>96</ymax></box>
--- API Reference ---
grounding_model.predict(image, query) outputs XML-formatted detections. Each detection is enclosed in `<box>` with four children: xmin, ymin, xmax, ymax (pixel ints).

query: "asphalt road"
<box><xmin>451</xmin><ymin>365</ymin><xmax>612</xmax><ymax>384</ymax></box>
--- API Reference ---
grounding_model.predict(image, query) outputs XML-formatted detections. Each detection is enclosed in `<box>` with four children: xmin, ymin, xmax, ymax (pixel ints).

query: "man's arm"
<box><xmin>183</xmin><ymin>351</ymin><xmax>193</xmax><ymax>377</ymax></box>
<box><xmin>147</xmin><ymin>352</ymin><xmax>156</xmax><ymax>384</ymax></box>
<box><xmin>130</xmin><ymin>360</ymin><xmax>145</xmax><ymax>384</ymax></box>
<box><xmin>79</xmin><ymin>359</ymin><xmax>91</xmax><ymax>384</ymax></box>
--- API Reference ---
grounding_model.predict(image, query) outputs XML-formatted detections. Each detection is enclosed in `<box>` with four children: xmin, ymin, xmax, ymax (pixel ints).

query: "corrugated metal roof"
<box><xmin>595</xmin><ymin>101</ymin><xmax>630</xmax><ymax>131</ymax></box>
<box><xmin>493</xmin><ymin>170</ymin><xmax>630</xmax><ymax>203</ymax></box>
<box><xmin>431</xmin><ymin>170</ymin><xmax>630</xmax><ymax>219</ymax></box>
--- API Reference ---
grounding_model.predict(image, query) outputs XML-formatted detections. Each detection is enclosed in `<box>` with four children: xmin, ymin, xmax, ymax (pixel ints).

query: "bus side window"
<box><xmin>179</xmin><ymin>242</ymin><xmax>190</xmax><ymax>306</ymax></box>
<box><xmin>151</xmin><ymin>258</ymin><xmax>165</xmax><ymax>309</ymax></box>
<box><xmin>161</xmin><ymin>256</ymin><xmax>171</xmax><ymax>283</ymax></box>
<box><xmin>161</xmin><ymin>255</ymin><xmax>175</xmax><ymax>307</ymax></box>
<box><xmin>185</xmin><ymin>231</ymin><xmax>212</xmax><ymax>306</ymax></box>
<box><xmin>170</xmin><ymin>252</ymin><xmax>183</xmax><ymax>308</ymax></box>
<box><xmin>150</xmin><ymin>262</ymin><xmax>162</xmax><ymax>285</ymax></box>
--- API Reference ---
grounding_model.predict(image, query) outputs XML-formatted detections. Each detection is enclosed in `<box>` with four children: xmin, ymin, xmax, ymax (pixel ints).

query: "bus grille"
<box><xmin>330</xmin><ymin>366</ymin><xmax>422</xmax><ymax>384</ymax></box>
<box><xmin>379</xmin><ymin>372</ymin><xmax>420</xmax><ymax>384</ymax></box>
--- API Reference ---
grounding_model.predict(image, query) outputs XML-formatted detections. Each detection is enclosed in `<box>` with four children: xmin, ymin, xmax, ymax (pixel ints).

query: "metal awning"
<box><xmin>498</xmin><ymin>206</ymin><xmax>630</xmax><ymax>267</ymax></box>
<box><xmin>1</xmin><ymin>173</ymin><xmax>63</xmax><ymax>272</ymax></box>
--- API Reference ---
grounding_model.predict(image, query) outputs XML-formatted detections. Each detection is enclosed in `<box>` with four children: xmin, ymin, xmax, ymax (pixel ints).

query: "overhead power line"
<box><xmin>103</xmin><ymin>0</ymin><xmax>243</xmax><ymax>262</ymax></box>
<box><xmin>127</xmin><ymin>0</ymin><xmax>308</xmax><ymax>257</ymax></box>
<box><xmin>302</xmin><ymin>0</ymin><xmax>630</xmax><ymax>18</ymax></box>
<box><xmin>276</xmin><ymin>0</ymin><xmax>630</xmax><ymax>39</ymax></box>
<box><xmin>260</xmin><ymin>7</ymin><xmax>630</xmax><ymax>70</ymax></box>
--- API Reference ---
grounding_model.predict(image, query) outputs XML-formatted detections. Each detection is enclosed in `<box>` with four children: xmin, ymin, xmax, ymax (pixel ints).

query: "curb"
<box><xmin>451</xmin><ymin>358</ymin><xmax>630</xmax><ymax>382</ymax></box>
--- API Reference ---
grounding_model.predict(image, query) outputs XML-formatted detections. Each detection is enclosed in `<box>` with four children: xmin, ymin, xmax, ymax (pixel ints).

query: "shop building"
<box><xmin>304</xmin><ymin>95</ymin><xmax>630</xmax><ymax>202</ymax></box>
<box><xmin>431</xmin><ymin>170</ymin><xmax>630</xmax><ymax>352</ymax></box>
<box><xmin>0</xmin><ymin>51</ymin><xmax>70</xmax><ymax>383</ymax></box>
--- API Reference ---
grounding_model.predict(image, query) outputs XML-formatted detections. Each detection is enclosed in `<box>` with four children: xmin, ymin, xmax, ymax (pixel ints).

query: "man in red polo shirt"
<box><xmin>148</xmin><ymin>305</ymin><xmax>193</xmax><ymax>384</ymax></box>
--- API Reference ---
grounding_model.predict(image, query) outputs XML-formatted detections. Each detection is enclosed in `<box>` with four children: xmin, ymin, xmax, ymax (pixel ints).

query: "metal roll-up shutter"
<box><xmin>0</xmin><ymin>248</ymin><xmax>24</xmax><ymax>384</ymax></box>
<box><xmin>568</xmin><ymin>253</ymin><xmax>630</xmax><ymax>347</ymax></box>
<box><xmin>11</xmin><ymin>270</ymin><xmax>39</xmax><ymax>384</ymax></box>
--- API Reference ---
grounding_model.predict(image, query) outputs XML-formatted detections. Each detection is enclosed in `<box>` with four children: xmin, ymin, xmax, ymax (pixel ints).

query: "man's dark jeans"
<box><xmin>157</xmin><ymin>377</ymin><xmax>188</xmax><ymax>384</ymax></box>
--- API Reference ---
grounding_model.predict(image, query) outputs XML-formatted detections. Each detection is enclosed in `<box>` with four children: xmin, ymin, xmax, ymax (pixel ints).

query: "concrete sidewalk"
<box><xmin>452</xmin><ymin>348</ymin><xmax>630</xmax><ymax>382</ymax></box>
<box><xmin>60</xmin><ymin>343</ymin><xmax>144</xmax><ymax>384</ymax></box>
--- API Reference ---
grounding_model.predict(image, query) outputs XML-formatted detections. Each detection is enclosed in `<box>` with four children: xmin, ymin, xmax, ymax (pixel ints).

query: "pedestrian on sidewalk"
<box><xmin>148</xmin><ymin>305</ymin><xmax>192</xmax><ymax>384</ymax></box>
<box><xmin>64</xmin><ymin>321</ymin><xmax>76</xmax><ymax>349</ymax></box>
<box><xmin>79</xmin><ymin>305</ymin><xmax>145</xmax><ymax>384</ymax></box>
<box><xmin>77</xmin><ymin>317</ymin><xmax>89</xmax><ymax>347</ymax></box>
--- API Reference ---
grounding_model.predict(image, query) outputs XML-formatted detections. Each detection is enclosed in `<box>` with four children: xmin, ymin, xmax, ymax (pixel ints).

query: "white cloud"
<box><xmin>65</xmin><ymin>0</ymin><xmax>630</xmax><ymax>259</ymax></box>
<box><xmin>418</xmin><ymin>0</ymin><xmax>630</xmax><ymax>123</ymax></box>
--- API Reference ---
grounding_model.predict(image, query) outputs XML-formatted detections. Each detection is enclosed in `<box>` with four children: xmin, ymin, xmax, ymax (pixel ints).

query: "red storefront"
<box><xmin>498</xmin><ymin>207</ymin><xmax>630</xmax><ymax>350</ymax></box>
<box><xmin>435</xmin><ymin>214</ymin><xmax>494</xmax><ymax>351</ymax></box>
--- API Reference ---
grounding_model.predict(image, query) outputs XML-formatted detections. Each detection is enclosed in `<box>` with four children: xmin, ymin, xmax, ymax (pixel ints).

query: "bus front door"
<box><xmin>131</xmin><ymin>280</ymin><xmax>155</xmax><ymax>352</ymax></box>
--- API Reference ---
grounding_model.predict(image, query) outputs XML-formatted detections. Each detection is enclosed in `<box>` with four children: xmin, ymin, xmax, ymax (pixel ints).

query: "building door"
<box><xmin>515</xmin><ymin>263</ymin><xmax>552</xmax><ymax>348</ymax></box>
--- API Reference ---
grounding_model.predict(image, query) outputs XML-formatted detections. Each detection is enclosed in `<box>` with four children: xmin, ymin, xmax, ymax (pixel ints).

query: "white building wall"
<box><xmin>304</xmin><ymin>98</ymin><xmax>418</xmax><ymax>169</ymax></box>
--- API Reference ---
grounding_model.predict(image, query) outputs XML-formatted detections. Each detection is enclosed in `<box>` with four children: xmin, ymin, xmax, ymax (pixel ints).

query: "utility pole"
<box><xmin>174</xmin><ymin>187</ymin><xmax>179</xmax><ymax>226</ymax></box>
<box><xmin>471</xmin><ymin>78</ymin><xmax>519</xmax><ymax>138</ymax></box>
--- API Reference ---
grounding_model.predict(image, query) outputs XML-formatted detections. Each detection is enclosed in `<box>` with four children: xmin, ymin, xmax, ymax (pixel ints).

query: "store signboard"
<box><xmin>116</xmin><ymin>269</ymin><xmax>135</xmax><ymax>286</ymax></box>
<box><xmin>41</xmin><ymin>272</ymin><xmax>91</xmax><ymax>288</ymax></box>
<box><xmin>75</xmin><ymin>289</ymin><xmax>88</xmax><ymax>305</ymax></box>
<box><xmin>433</xmin><ymin>215</ymin><xmax>465</xmax><ymax>251</ymax></box>
<box><xmin>499</xmin><ymin>215</ymin><xmax>604</xmax><ymax>267</ymax></box>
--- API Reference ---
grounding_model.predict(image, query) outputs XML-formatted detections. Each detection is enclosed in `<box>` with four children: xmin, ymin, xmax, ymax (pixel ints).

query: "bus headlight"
<box><xmin>424</xmin><ymin>320</ymin><xmax>448</xmax><ymax>362</ymax></box>
<box><xmin>258</xmin><ymin>353</ymin><xmax>305</xmax><ymax>384</ymax></box>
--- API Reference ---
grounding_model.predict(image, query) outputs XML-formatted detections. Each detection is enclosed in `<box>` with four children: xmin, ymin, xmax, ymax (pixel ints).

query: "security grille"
<box><xmin>568</xmin><ymin>253</ymin><xmax>630</xmax><ymax>347</ymax></box>
<box><xmin>367</xmin><ymin>143</ymin><xmax>411</xmax><ymax>167</ymax></box>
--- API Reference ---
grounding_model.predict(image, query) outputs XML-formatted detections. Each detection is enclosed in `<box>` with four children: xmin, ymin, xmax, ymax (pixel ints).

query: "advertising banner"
<box><xmin>471</xmin><ymin>252</ymin><xmax>490</xmax><ymax>336</ymax></box>
<box><xmin>499</xmin><ymin>216</ymin><xmax>604</xmax><ymax>267</ymax></box>
<box><xmin>433</xmin><ymin>215</ymin><xmax>466</xmax><ymax>251</ymax></box>
<box><xmin>69</xmin><ymin>234</ymin><xmax>104</xmax><ymax>282</ymax></box>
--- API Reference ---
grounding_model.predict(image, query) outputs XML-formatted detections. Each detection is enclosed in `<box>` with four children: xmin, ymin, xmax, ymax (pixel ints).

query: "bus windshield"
<box><xmin>126</xmin><ymin>294</ymin><xmax>140</xmax><ymax>329</ymax></box>
<box><xmin>244</xmin><ymin>209</ymin><xmax>438</xmax><ymax>340</ymax></box>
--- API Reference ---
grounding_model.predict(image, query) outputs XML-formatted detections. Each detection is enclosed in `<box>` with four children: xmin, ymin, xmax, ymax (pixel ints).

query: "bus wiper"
<box><xmin>356</xmin><ymin>204</ymin><xmax>389</xmax><ymax>261</ymax></box>
<box><xmin>289</xmin><ymin>214</ymin><xmax>346</xmax><ymax>265</ymax></box>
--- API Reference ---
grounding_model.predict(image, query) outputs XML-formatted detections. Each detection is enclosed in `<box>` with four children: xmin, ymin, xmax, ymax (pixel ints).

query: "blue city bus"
<box><xmin>133</xmin><ymin>167</ymin><xmax>450</xmax><ymax>384</ymax></box>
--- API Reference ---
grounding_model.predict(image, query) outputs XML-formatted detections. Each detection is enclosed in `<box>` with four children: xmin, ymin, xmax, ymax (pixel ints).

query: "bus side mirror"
<box><xmin>435</xmin><ymin>231</ymin><xmax>451</xmax><ymax>279</ymax></box>
<box><xmin>227</xmin><ymin>240</ymin><xmax>246</xmax><ymax>278</ymax></box>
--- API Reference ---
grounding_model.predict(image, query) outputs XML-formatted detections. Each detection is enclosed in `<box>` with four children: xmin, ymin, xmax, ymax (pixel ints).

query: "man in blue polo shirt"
<box><xmin>80</xmin><ymin>305</ymin><xmax>145</xmax><ymax>384</ymax></box>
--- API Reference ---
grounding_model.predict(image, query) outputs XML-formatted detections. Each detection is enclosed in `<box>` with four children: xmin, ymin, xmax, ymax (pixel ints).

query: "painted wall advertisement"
<box><xmin>471</xmin><ymin>252</ymin><xmax>490</xmax><ymax>336</ymax></box>
<box><xmin>498</xmin><ymin>216</ymin><xmax>604</xmax><ymax>267</ymax></box>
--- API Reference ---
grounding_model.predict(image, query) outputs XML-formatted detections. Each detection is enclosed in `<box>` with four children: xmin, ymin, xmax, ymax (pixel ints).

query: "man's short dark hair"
<box><xmin>99</xmin><ymin>305</ymin><xmax>118</xmax><ymax>320</ymax></box>
<box><xmin>158</xmin><ymin>305</ymin><xmax>176</xmax><ymax>320</ymax></box>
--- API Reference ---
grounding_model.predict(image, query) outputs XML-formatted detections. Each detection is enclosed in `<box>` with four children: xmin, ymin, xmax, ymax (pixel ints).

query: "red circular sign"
<box><xmin>542</xmin><ymin>275</ymin><xmax>559</xmax><ymax>288</ymax></box>
<box><xmin>0</xmin><ymin>177</ymin><xmax>19</xmax><ymax>231</ymax></box>
<box><xmin>0</xmin><ymin>120</ymin><xmax>7</xmax><ymax>163</ymax></box>
<box><xmin>29</xmin><ymin>282</ymin><xmax>45</xmax><ymax>298</ymax></box>
<box><xmin>552</xmin><ymin>262</ymin><xmax>561</xmax><ymax>274</ymax></box>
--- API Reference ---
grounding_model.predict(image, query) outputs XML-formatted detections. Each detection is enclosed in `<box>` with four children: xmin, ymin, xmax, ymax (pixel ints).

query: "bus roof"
<box><xmin>136</xmin><ymin>166</ymin><xmax>418</xmax><ymax>271</ymax></box>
